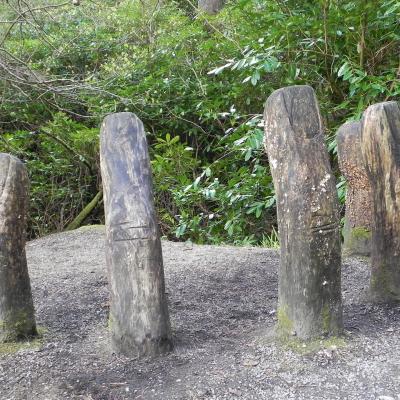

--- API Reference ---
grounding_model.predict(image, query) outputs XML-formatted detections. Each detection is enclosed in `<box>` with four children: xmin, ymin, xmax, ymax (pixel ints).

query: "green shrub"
<box><xmin>0</xmin><ymin>0</ymin><xmax>398</xmax><ymax>244</ymax></box>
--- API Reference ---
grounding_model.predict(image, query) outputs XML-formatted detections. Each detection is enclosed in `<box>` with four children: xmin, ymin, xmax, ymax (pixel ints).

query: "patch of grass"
<box><xmin>279</xmin><ymin>335</ymin><xmax>346</xmax><ymax>355</ymax></box>
<box><xmin>0</xmin><ymin>326</ymin><xmax>47</xmax><ymax>356</ymax></box>
<box><xmin>0</xmin><ymin>339</ymin><xmax>41</xmax><ymax>355</ymax></box>
<box><xmin>261</xmin><ymin>227</ymin><xmax>280</xmax><ymax>248</ymax></box>
<box><xmin>351</xmin><ymin>227</ymin><xmax>371</xmax><ymax>240</ymax></box>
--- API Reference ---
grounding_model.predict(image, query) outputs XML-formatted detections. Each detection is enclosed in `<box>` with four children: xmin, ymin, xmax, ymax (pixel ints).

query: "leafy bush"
<box><xmin>0</xmin><ymin>0</ymin><xmax>398</xmax><ymax>244</ymax></box>
<box><xmin>0</xmin><ymin>114</ymin><xmax>100</xmax><ymax>238</ymax></box>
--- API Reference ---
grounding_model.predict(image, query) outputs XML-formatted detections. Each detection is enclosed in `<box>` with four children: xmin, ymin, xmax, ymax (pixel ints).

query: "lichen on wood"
<box><xmin>361</xmin><ymin>101</ymin><xmax>400</xmax><ymax>303</ymax></box>
<box><xmin>0</xmin><ymin>153</ymin><xmax>37</xmax><ymax>343</ymax></box>
<box><xmin>264</xmin><ymin>85</ymin><xmax>343</xmax><ymax>340</ymax></box>
<box><xmin>337</xmin><ymin>121</ymin><xmax>372</xmax><ymax>256</ymax></box>
<box><xmin>100</xmin><ymin>113</ymin><xmax>172</xmax><ymax>357</ymax></box>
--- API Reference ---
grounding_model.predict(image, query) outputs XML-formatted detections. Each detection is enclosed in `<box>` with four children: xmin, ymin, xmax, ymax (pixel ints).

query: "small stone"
<box><xmin>228</xmin><ymin>388</ymin><xmax>242</xmax><ymax>396</ymax></box>
<box><xmin>243</xmin><ymin>358</ymin><xmax>259</xmax><ymax>367</ymax></box>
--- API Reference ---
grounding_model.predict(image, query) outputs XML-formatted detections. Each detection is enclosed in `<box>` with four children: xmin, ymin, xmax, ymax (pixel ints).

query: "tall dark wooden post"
<box><xmin>361</xmin><ymin>101</ymin><xmax>400</xmax><ymax>302</ymax></box>
<box><xmin>264</xmin><ymin>86</ymin><xmax>343</xmax><ymax>339</ymax></box>
<box><xmin>0</xmin><ymin>153</ymin><xmax>37</xmax><ymax>342</ymax></box>
<box><xmin>337</xmin><ymin>121</ymin><xmax>372</xmax><ymax>256</ymax></box>
<box><xmin>100</xmin><ymin>112</ymin><xmax>172</xmax><ymax>357</ymax></box>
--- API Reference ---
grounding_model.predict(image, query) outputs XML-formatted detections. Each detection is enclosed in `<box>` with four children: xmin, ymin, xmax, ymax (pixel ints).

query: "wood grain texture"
<box><xmin>337</xmin><ymin>121</ymin><xmax>372</xmax><ymax>256</ymax></box>
<box><xmin>0</xmin><ymin>153</ymin><xmax>37</xmax><ymax>342</ymax></box>
<box><xmin>100</xmin><ymin>112</ymin><xmax>172</xmax><ymax>357</ymax></box>
<box><xmin>264</xmin><ymin>85</ymin><xmax>343</xmax><ymax>339</ymax></box>
<box><xmin>361</xmin><ymin>101</ymin><xmax>400</xmax><ymax>302</ymax></box>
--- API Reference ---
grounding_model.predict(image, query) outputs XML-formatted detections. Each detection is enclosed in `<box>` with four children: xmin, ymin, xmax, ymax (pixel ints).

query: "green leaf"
<box><xmin>337</xmin><ymin>62</ymin><xmax>349</xmax><ymax>78</ymax></box>
<box><xmin>251</xmin><ymin>70</ymin><xmax>260</xmax><ymax>86</ymax></box>
<box><xmin>244</xmin><ymin>148</ymin><xmax>252</xmax><ymax>161</ymax></box>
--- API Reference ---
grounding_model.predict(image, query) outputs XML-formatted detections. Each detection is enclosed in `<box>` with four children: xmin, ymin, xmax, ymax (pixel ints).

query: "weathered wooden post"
<box><xmin>100</xmin><ymin>112</ymin><xmax>172</xmax><ymax>357</ymax></box>
<box><xmin>361</xmin><ymin>101</ymin><xmax>400</xmax><ymax>302</ymax></box>
<box><xmin>337</xmin><ymin>121</ymin><xmax>372</xmax><ymax>256</ymax></box>
<box><xmin>0</xmin><ymin>153</ymin><xmax>37</xmax><ymax>342</ymax></box>
<box><xmin>264</xmin><ymin>85</ymin><xmax>343</xmax><ymax>339</ymax></box>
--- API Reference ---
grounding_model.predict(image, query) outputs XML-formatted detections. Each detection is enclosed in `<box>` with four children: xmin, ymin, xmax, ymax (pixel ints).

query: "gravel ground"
<box><xmin>0</xmin><ymin>225</ymin><xmax>399</xmax><ymax>400</ymax></box>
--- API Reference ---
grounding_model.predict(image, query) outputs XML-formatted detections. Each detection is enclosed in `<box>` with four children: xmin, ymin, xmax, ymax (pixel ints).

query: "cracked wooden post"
<box><xmin>361</xmin><ymin>101</ymin><xmax>400</xmax><ymax>302</ymax></box>
<box><xmin>100</xmin><ymin>112</ymin><xmax>173</xmax><ymax>357</ymax></box>
<box><xmin>0</xmin><ymin>153</ymin><xmax>37</xmax><ymax>342</ymax></box>
<box><xmin>337</xmin><ymin>121</ymin><xmax>372</xmax><ymax>256</ymax></box>
<box><xmin>264</xmin><ymin>85</ymin><xmax>343</xmax><ymax>339</ymax></box>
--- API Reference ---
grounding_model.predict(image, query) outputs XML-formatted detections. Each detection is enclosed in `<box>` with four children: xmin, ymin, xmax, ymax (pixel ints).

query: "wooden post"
<box><xmin>337</xmin><ymin>121</ymin><xmax>372</xmax><ymax>256</ymax></box>
<box><xmin>198</xmin><ymin>0</ymin><xmax>224</xmax><ymax>14</ymax></box>
<box><xmin>100</xmin><ymin>112</ymin><xmax>172</xmax><ymax>357</ymax></box>
<box><xmin>361</xmin><ymin>101</ymin><xmax>400</xmax><ymax>302</ymax></box>
<box><xmin>0</xmin><ymin>153</ymin><xmax>37</xmax><ymax>342</ymax></box>
<box><xmin>264</xmin><ymin>86</ymin><xmax>343</xmax><ymax>339</ymax></box>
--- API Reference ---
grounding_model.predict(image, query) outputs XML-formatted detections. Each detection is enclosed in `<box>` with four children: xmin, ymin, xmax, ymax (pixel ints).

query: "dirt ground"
<box><xmin>0</xmin><ymin>225</ymin><xmax>399</xmax><ymax>400</ymax></box>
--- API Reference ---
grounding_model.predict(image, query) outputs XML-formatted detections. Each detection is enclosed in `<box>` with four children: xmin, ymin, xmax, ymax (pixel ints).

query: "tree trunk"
<box><xmin>337</xmin><ymin>121</ymin><xmax>372</xmax><ymax>256</ymax></box>
<box><xmin>66</xmin><ymin>190</ymin><xmax>103</xmax><ymax>231</ymax></box>
<box><xmin>264</xmin><ymin>85</ymin><xmax>343</xmax><ymax>339</ymax></box>
<box><xmin>0</xmin><ymin>153</ymin><xmax>37</xmax><ymax>342</ymax></box>
<box><xmin>198</xmin><ymin>0</ymin><xmax>224</xmax><ymax>14</ymax></box>
<box><xmin>100</xmin><ymin>112</ymin><xmax>172</xmax><ymax>357</ymax></box>
<box><xmin>361</xmin><ymin>101</ymin><xmax>400</xmax><ymax>302</ymax></box>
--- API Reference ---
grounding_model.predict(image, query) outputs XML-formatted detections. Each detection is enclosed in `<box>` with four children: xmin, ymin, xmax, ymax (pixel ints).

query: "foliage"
<box><xmin>0</xmin><ymin>0</ymin><xmax>398</xmax><ymax>244</ymax></box>
<box><xmin>0</xmin><ymin>114</ymin><xmax>100</xmax><ymax>238</ymax></box>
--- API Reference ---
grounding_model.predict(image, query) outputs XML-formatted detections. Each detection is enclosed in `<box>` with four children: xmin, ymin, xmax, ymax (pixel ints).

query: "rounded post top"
<box><xmin>265</xmin><ymin>85</ymin><xmax>316</xmax><ymax>110</ymax></box>
<box><xmin>363</xmin><ymin>101</ymin><xmax>399</xmax><ymax>114</ymax></box>
<box><xmin>337</xmin><ymin>121</ymin><xmax>362</xmax><ymax>154</ymax></box>
<box><xmin>100</xmin><ymin>112</ymin><xmax>145</xmax><ymax>145</ymax></box>
<box><xmin>102</xmin><ymin>112</ymin><xmax>139</xmax><ymax>124</ymax></box>
<box><xmin>264</xmin><ymin>85</ymin><xmax>322</xmax><ymax>140</ymax></box>
<box><xmin>362</xmin><ymin>102</ymin><xmax>400</xmax><ymax>130</ymax></box>
<box><xmin>337</xmin><ymin>121</ymin><xmax>361</xmax><ymax>140</ymax></box>
<box><xmin>362</xmin><ymin>101</ymin><xmax>400</xmax><ymax>136</ymax></box>
<box><xmin>101</xmin><ymin>112</ymin><xmax>141</xmax><ymax>132</ymax></box>
<box><xmin>361</xmin><ymin>100</ymin><xmax>400</xmax><ymax>172</ymax></box>
<box><xmin>0</xmin><ymin>152</ymin><xmax>25</xmax><ymax>166</ymax></box>
<box><xmin>266</xmin><ymin>85</ymin><xmax>315</xmax><ymax>99</ymax></box>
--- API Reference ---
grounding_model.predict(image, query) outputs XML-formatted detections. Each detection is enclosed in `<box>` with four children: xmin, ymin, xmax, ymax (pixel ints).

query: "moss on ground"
<box><xmin>0</xmin><ymin>326</ymin><xmax>46</xmax><ymax>356</ymax></box>
<box><xmin>0</xmin><ymin>310</ymin><xmax>37</xmax><ymax>342</ymax></box>
<box><xmin>279</xmin><ymin>335</ymin><xmax>346</xmax><ymax>355</ymax></box>
<box><xmin>351</xmin><ymin>227</ymin><xmax>371</xmax><ymax>239</ymax></box>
